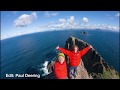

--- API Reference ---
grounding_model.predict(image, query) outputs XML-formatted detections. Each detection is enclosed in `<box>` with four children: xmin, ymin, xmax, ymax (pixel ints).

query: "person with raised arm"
<box><xmin>56</xmin><ymin>45</ymin><xmax>92</xmax><ymax>79</ymax></box>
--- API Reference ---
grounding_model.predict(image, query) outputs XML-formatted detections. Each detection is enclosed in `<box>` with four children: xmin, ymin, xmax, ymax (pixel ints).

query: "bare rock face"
<box><xmin>44</xmin><ymin>36</ymin><xmax>119</xmax><ymax>79</ymax></box>
<box><xmin>70</xmin><ymin>60</ymin><xmax>93</xmax><ymax>79</ymax></box>
<box><xmin>47</xmin><ymin>60</ymin><xmax>56</xmax><ymax>73</ymax></box>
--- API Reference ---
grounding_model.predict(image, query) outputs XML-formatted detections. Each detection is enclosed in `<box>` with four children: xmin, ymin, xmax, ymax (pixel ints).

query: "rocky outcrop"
<box><xmin>72</xmin><ymin>60</ymin><xmax>93</xmax><ymax>79</ymax></box>
<box><xmin>80</xmin><ymin>31</ymin><xmax>87</xmax><ymax>34</ymax></box>
<box><xmin>44</xmin><ymin>36</ymin><xmax>119</xmax><ymax>79</ymax></box>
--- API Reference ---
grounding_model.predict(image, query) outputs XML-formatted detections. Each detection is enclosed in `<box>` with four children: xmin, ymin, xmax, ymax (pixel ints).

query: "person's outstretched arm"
<box><xmin>56</xmin><ymin>46</ymin><xmax>71</xmax><ymax>56</ymax></box>
<box><xmin>78</xmin><ymin>45</ymin><xmax>92</xmax><ymax>57</ymax></box>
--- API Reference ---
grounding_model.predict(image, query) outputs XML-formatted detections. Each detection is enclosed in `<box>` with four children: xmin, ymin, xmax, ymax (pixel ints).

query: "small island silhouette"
<box><xmin>80</xmin><ymin>31</ymin><xmax>87</xmax><ymax>34</ymax></box>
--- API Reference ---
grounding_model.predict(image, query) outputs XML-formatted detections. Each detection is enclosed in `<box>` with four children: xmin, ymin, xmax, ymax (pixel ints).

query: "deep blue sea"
<box><xmin>1</xmin><ymin>30</ymin><xmax>119</xmax><ymax>79</ymax></box>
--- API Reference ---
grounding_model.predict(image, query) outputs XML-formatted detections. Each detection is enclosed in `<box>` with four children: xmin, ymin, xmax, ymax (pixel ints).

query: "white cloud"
<box><xmin>44</xmin><ymin>11</ymin><xmax>59</xmax><ymax>17</ymax></box>
<box><xmin>31</xmin><ymin>12</ymin><xmax>37</xmax><ymax>18</ymax></box>
<box><xmin>2</xmin><ymin>15</ymin><xmax>116</xmax><ymax>40</ymax></box>
<box><xmin>41</xmin><ymin>16</ymin><xmax>80</xmax><ymax>30</ymax></box>
<box><xmin>68</xmin><ymin>16</ymin><xmax>75</xmax><ymax>23</ymax></box>
<box><xmin>58</xmin><ymin>16</ymin><xmax>76</xmax><ymax>28</ymax></box>
<box><xmin>84</xmin><ymin>24</ymin><xmax>119</xmax><ymax>32</ymax></box>
<box><xmin>14</xmin><ymin>12</ymin><xmax>37</xmax><ymax>27</ymax></box>
<box><xmin>36</xmin><ymin>15</ymin><xmax>119</xmax><ymax>33</ymax></box>
<box><xmin>115</xmin><ymin>13</ymin><xmax>120</xmax><ymax>17</ymax></box>
<box><xmin>83</xmin><ymin>17</ymin><xmax>88</xmax><ymax>23</ymax></box>
<box><xmin>39</xmin><ymin>16</ymin><xmax>119</xmax><ymax>32</ymax></box>
<box><xmin>59</xmin><ymin>18</ymin><xmax>66</xmax><ymax>23</ymax></box>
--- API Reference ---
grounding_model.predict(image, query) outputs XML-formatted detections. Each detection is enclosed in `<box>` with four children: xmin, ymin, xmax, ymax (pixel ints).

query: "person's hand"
<box><xmin>56</xmin><ymin>46</ymin><xmax>59</xmax><ymax>50</ymax></box>
<box><xmin>89</xmin><ymin>45</ymin><xmax>93</xmax><ymax>49</ymax></box>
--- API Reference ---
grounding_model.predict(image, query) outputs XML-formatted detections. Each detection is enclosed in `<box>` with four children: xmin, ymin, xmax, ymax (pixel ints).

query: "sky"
<box><xmin>1</xmin><ymin>11</ymin><xmax>120</xmax><ymax>40</ymax></box>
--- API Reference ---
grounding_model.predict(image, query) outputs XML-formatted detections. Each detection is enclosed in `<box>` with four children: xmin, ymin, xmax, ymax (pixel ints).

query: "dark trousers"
<box><xmin>69</xmin><ymin>66</ymin><xmax>77</xmax><ymax>77</ymax></box>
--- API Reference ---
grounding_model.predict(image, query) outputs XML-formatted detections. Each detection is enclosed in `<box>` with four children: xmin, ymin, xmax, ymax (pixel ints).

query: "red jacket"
<box><xmin>54</xmin><ymin>61</ymin><xmax>68</xmax><ymax>79</ymax></box>
<box><xmin>58</xmin><ymin>46</ymin><xmax>91</xmax><ymax>67</ymax></box>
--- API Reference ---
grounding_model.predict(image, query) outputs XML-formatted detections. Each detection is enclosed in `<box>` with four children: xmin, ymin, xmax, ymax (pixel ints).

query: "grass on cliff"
<box><xmin>100</xmin><ymin>67</ymin><xmax>119</xmax><ymax>79</ymax></box>
<box><xmin>90</xmin><ymin>67</ymin><xmax>119</xmax><ymax>79</ymax></box>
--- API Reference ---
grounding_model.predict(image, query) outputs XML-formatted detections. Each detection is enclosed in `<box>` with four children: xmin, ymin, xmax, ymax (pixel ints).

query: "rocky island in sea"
<box><xmin>41</xmin><ymin>36</ymin><xmax>119</xmax><ymax>79</ymax></box>
<box><xmin>80</xmin><ymin>31</ymin><xmax>87</xmax><ymax>35</ymax></box>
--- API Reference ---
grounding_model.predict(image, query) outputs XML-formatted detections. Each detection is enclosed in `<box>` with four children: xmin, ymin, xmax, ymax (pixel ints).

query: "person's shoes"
<box><xmin>73</xmin><ymin>74</ymin><xmax>76</xmax><ymax>79</ymax></box>
<box><xmin>69</xmin><ymin>75</ymin><xmax>73</xmax><ymax>79</ymax></box>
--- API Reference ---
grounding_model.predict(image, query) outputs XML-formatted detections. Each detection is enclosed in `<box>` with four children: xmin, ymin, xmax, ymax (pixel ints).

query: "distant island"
<box><xmin>80</xmin><ymin>31</ymin><xmax>87</xmax><ymax>34</ymax></box>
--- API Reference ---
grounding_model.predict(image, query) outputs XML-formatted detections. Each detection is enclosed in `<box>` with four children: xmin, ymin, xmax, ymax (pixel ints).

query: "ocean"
<box><xmin>1</xmin><ymin>30</ymin><xmax>119</xmax><ymax>79</ymax></box>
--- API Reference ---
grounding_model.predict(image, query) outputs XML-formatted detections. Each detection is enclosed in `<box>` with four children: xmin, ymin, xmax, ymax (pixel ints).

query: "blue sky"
<box><xmin>1</xmin><ymin>11</ymin><xmax>120</xmax><ymax>40</ymax></box>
